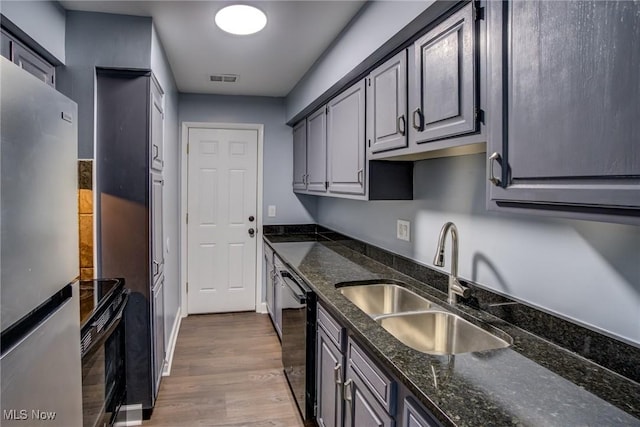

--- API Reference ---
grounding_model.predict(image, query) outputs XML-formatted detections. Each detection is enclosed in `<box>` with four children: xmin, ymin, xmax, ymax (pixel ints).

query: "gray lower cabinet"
<box><xmin>152</xmin><ymin>274</ymin><xmax>166</xmax><ymax>396</ymax></box>
<box><xmin>344</xmin><ymin>366</ymin><xmax>394</xmax><ymax>427</ymax></box>
<box><xmin>306</xmin><ymin>107</ymin><xmax>328</xmax><ymax>193</ymax></box>
<box><xmin>0</xmin><ymin>29</ymin><xmax>55</xmax><ymax>87</ymax></box>
<box><xmin>487</xmin><ymin>1</ymin><xmax>640</xmax><ymax>223</ymax></box>
<box><xmin>313</xmin><ymin>301</ymin><xmax>441</xmax><ymax>427</ymax></box>
<box><xmin>367</xmin><ymin>50</ymin><xmax>408</xmax><ymax>155</ymax></box>
<box><xmin>293</xmin><ymin>120</ymin><xmax>308</xmax><ymax>192</ymax></box>
<box><xmin>402</xmin><ymin>398</ymin><xmax>437</xmax><ymax>427</ymax></box>
<box><xmin>327</xmin><ymin>79</ymin><xmax>366</xmax><ymax>196</ymax></box>
<box><xmin>316</xmin><ymin>327</ymin><xmax>344</xmax><ymax>427</ymax></box>
<box><xmin>409</xmin><ymin>2</ymin><xmax>477</xmax><ymax>145</ymax></box>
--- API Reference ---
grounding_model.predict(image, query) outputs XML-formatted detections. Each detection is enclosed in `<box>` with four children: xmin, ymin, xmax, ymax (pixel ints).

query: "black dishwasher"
<box><xmin>280</xmin><ymin>269</ymin><xmax>316</xmax><ymax>425</ymax></box>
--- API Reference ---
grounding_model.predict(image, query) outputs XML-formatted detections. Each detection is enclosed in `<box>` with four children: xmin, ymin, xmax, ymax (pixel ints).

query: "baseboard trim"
<box><xmin>162</xmin><ymin>307</ymin><xmax>182</xmax><ymax>377</ymax></box>
<box><xmin>256</xmin><ymin>302</ymin><xmax>268</xmax><ymax>314</ymax></box>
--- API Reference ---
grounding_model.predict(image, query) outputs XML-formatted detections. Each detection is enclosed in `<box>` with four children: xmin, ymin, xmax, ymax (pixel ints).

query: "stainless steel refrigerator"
<box><xmin>0</xmin><ymin>57</ymin><xmax>83</xmax><ymax>426</ymax></box>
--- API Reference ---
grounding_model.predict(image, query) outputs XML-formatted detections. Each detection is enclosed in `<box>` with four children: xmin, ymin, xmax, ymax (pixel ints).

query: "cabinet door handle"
<box><xmin>488</xmin><ymin>152</ymin><xmax>502</xmax><ymax>186</ymax></box>
<box><xmin>412</xmin><ymin>108</ymin><xmax>423</xmax><ymax>131</ymax></box>
<box><xmin>397</xmin><ymin>115</ymin><xmax>406</xmax><ymax>136</ymax></box>
<box><xmin>343</xmin><ymin>379</ymin><xmax>353</xmax><ymax>403</ymax></box>
<box><xmin>357</xmin><ymin>168</ymin><xmax>364</xmax><ymax>184</ymax></box>
<box><xmin>334</xmin><ymin>364</ymin><xmax>342</xmax><ymax>385</ymax></box>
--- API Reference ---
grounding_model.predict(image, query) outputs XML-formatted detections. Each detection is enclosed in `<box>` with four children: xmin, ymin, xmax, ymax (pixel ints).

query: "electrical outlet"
<box><xmin>397</xmin><ymin>219</ymin><xmax>410</xmax><ymax>242</ymax></box>
<box><xmin>268</xmin><ymin>205</ymin><xmax>276</xmax><ymax>217</ymax></box>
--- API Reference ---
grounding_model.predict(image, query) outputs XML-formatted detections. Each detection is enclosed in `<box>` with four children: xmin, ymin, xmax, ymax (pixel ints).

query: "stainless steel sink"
<box><xmin>339</xmin><ymin>284</ymin><xmax>434</xmax><ymax>317</ymax></box>
<box><xmin>376</xmin><ymin>311</ymin><xmax>512</xmax><ymax>355</ymax></box>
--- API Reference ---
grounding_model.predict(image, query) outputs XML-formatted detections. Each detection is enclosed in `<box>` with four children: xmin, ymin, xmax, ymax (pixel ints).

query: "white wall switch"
<box><xmin>268</xmin><ymin>205</ymin><xmax>276</xmax><ymax>217</ymax></box>
<box><xmin>397</xmin><ymin>219</ymin><xmax>410</xmax><ymax>242</ymax></box>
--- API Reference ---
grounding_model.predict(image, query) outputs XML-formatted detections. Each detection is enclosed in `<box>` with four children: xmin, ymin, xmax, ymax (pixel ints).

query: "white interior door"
<box><xmin>187</xmin><ymin>127</ymin><xmax>258</xmax><ymax>314</ymax></box>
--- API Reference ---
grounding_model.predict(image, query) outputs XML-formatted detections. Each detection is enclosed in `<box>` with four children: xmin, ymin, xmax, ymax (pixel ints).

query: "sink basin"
<box><xmin>376</xmin><ymin>311</ymin><xmax>512</xmax><ymax>355</ymax></box>
<box><xmin>339</xmin><ymin>284</ymin><xmax>433</xmax><ymax>317</ymax></box>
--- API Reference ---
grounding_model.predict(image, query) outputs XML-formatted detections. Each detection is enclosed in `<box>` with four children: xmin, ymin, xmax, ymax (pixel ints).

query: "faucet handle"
<box><xmin>450</xmin><ymin>278</ymin><xmax>472</xmax><ymax>299</ymax></box>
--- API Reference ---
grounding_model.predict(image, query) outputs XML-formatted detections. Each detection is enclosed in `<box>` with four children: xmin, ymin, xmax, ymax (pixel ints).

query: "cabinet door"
<box><xmin>151</xmin><ymin>173</ymin><xmax>164</xmax><ymax>281</ymax></box>
<box><xmin>402</xmin><ymin>398</ymin><xmax>437</xmax><ymax>427</ymax></box>
<box><xmin>367</xmin><ymin>50</ymin><xmax>408</xmax><ymax>154</ymax></box>
<box><xmin>152</xmin><ymin>274</ymin><xmax>165</xmax><ymax>396</ymax></box>
<box><xmin>487</xmin><ymin>1</ymin><xmax>640</xmax><ymax>219</ymax></box>
<box><xmin>316</xmin><ymin>328</ymin><xmax>344</xmax><ymax>427</ymax></box>
<box><xmin>293</xmin><ymin>120</ymin><xmax>308</xmax><ymax>191</ymax></box>
<box><xmin>150</xmin><ymin>77</ymin><xmax>164</xmax><ymax>171</ymax></box>
<box><xmin>410</xmin><ymin>3</ymin><xmax>476</xmax><ymax>144</ymax></box>
<box><xmin>344</xmin><ymin>367</ymin><xmax>394</xmax><ymax>427</ymax></box>
<box><xmin>9</xmin><ymin>37</ymin><xmax>55</xmax><ymax>87</ymax></box>
<box><xmin>327</xmin><ymin>80</ymin><xmax>366</xmax><ymax>195</ymax></box>
<box><xmin>307</xmin><ymin>107</ymin><xmax>328</xmax><ymax>193</ymax></box>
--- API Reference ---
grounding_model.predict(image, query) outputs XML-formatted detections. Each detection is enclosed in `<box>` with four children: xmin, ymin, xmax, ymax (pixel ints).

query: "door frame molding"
<box><xmin>180</xmin><ymin>121</ymin><xmax>265</xmax><ymax>316</ymax></box>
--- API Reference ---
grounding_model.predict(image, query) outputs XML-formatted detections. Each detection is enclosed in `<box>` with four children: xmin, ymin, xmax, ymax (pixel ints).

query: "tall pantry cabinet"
<box><xmin>96</xmin><ymin>69</ymin><xmax>166</xmax><ymax>416</ymax></box>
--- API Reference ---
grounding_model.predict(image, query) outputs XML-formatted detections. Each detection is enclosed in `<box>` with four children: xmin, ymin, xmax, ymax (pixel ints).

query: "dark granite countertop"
<box><xmin>264</xmin><ymin>234</ymin><xmax>640</xmax><ymax>427</ymax></box>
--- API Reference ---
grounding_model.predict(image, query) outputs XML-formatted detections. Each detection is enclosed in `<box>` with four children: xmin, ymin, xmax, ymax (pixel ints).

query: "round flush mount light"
<box><xmin>215</xmin><ymin>5</ymin><xmax>267</xmax><ymax>35</ymax></box>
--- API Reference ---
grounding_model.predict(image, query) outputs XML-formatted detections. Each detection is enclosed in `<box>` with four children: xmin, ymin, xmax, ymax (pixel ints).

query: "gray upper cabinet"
<box><xmin>409</xmin><ymin>3</ymin><xmax>477</xmax><ymax>145</ymax></box>
<box><xmin>367</xmin><ymin>50</ymin><xmax>408</xmax><ymax>154</ymax></box>
<box><xmin>1</xmin><ymin>29</ymin><xmax>55</xmax><ymax>87</ymax></box>
<box><xmin>487</xmin><ymin>1</ymin><xmax>640</xmax><ymax>223</ymax></box>
<box><xmin>150</xmin><ymin>77</ymin><xmax>164</xmax><ymax>171</ymax></box>
<box><xmin>306</xmin><ymin>107</ymin><xmax>328</xmax><ymax>193</ymax></box>
<box><xmin>327</xmin><ymin>79</ymin><xmax>366</xmax><ymax>196</ymax></box>
<box><xmin>292</xmin><ymin>120</ymin><xmax>308</xmax><ymax>192</ymax></box>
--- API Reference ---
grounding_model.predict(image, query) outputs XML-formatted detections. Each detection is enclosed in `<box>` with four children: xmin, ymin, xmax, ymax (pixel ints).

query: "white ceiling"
<box><xmin>59</xmin><ymin>1</ymin><xmax>365</xmax><ymax>97</ymax></box>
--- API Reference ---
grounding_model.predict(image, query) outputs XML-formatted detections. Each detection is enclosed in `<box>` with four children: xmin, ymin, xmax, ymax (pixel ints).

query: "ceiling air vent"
<box><xmin>210</xmin><ymin>74</ymin><xmax>239</xmax><ymax>83</ymax></box>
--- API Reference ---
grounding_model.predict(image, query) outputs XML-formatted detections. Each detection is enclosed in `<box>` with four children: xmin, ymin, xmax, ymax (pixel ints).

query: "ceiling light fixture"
<box><xmin>215</xmin><ymin>5</ymin><xmax>267</xmax><ymax>35</ymax></box>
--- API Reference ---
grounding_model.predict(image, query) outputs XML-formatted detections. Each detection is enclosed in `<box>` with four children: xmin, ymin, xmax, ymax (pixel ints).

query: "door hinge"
<box><xmin>186</xmin><ymin>143</ymin><xmax>190</xmax><ymax>154</ymax></box>
<box><xmin>474</xmin><ymin>3</ymin><xmax>485</xmax><ymax>21</ymax></box>
<box><xmin>186</xmin><ymin>213</ymin><xmax>189</xmax><ymax>224</ymax></box>
<box><xmin>475</xmin><ymin>108</ymin><xmax>485</xmax><ymax>124</ymax></box>
<box><xmin>314</xmin><ymin>404</ymin><xmax>318</xmax><ymax>417</ymax></box>
<box><xmin>368</xmin><ymin>139</ymin><xmax>371</xmax><ymax>148</ymax></box>
<box><xmin>367</xmin><ymin>77</ymin><xmax>371</xmax><ymax>87</ymax></box>
<box><xmin>325</xmin><ymin>181</ymin><xmax>329</xmax><ymax>190</ymax></box>
<box><xmin>186</xmin><ymin>282</ymin><xmax>189</xmax><ymax>293</ymax></box>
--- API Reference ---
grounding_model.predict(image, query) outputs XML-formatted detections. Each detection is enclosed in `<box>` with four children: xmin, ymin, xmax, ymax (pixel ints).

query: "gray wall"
<box><xmin>58</xmin><ymin>11</ymin><xmax>152</xmax><ymax>158</ymax></box>
<box><xmin>179</xmin><ymin>93</ymin><xmax>317</xmax><ymax>225</ymax></box>
<box><xmin>151</xmin><ymin>24</ymin><xmax>180</xmax><ymax>349</ymax></box>
<box><xmin>285</xmin><ymin>0</ymin><xmax>433</xmax><ymax>122</ymax></box>
<box><xmin>0</xmin><ymin>0</ymin><xmax>66</xmax><ymax>63</ymax></box>
<box><xmin>316</xmin><ymin>154</ymin><xmax>640</xmax><ymax>346</ymax></box>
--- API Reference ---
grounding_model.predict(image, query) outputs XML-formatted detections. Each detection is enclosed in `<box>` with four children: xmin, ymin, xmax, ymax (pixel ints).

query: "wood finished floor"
<box><xmin>144</xmin><ymin>312</ymin><xmax>304</xmax><ymax>427</ymax></box>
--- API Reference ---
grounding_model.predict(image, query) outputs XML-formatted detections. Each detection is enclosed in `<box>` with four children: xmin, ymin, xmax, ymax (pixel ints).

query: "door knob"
<box><xmin>249</xmin><ymin>215</ymin><xmax>255</xmax><ymax>222</ymax></box>
<box><xmin>248</xmin><ymin>228</ymin><xmax>255</xmax><ymax>237</ymax></box>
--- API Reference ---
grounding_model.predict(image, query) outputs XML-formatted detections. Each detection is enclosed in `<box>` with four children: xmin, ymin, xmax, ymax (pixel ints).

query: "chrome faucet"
<box><xmin>433</xmin><ymin>222</ymin><xmax>471</xmax><ymax>305</ymax></box>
